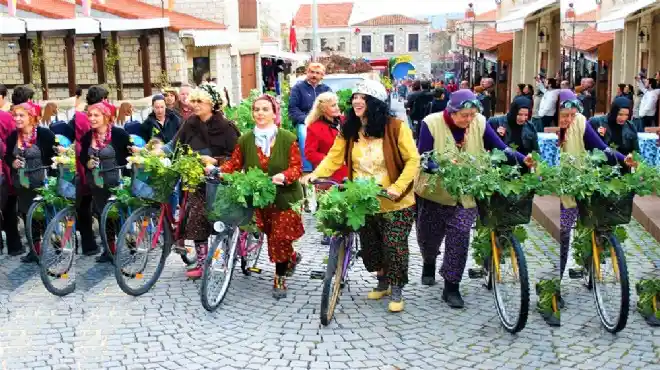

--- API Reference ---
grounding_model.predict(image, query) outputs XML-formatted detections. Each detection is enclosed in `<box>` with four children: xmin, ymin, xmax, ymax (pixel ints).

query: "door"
<box><xmin>241</xmin><ymin>54</ymin><xmax>257</xmax><ymax>99</ymax></box>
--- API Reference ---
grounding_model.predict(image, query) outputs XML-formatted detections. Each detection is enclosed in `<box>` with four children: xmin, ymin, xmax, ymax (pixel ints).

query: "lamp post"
<box><xmin>566</xmin><ymin>3</ymin><xmax>576</xmax><ymax>86</ymax></box>
<box><xmin>465</xmin><ymin>3</ymin><xmax>476</xmax><ymax>86</ymax></box>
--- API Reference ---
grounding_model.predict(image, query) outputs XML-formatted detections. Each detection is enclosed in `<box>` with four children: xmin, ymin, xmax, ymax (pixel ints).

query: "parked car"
<box><xmin>294</xmin><ymin>73</ymin><xmax>391</xmax><ymax>107</ymax></box>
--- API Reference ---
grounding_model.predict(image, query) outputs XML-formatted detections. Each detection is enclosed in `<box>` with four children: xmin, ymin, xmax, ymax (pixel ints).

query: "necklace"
<box><xmin>19</xmin><ymin>126</ymin><xmax>37</xmax><ymax>151</ymax></box>
<box><xmin>93</xmin><ymin>126</ymin><xmax>112</xmax><ymax>149</ymax></box>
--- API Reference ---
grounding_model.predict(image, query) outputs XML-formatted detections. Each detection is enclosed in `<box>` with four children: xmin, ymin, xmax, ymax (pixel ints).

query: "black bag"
<box><xmin>206</xmin><ymin>181</ymin><xmax>253</xmax><ymax>226</ymax></box>
<box><xmin>577</xmin><ymin>193</ymin><xmax>633</xmax><ymax>227</ymax></box>
<box><xmin>477</xmin><ymin>193</ymin><xmax>534</xmax><ymax>228</ymax></box>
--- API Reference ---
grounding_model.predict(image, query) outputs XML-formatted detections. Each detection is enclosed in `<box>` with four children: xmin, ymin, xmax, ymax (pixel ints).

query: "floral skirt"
<box><xmin>256</xmin><ymin>205</ymin><xmax>304</xmax><ymax>263</ymax></box>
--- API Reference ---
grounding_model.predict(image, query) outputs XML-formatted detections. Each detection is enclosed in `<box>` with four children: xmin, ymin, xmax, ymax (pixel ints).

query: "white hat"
<box><xmin>353</xmin><ymin>79</ymin><xmax>388</xmax><ymax>104</ymax></box>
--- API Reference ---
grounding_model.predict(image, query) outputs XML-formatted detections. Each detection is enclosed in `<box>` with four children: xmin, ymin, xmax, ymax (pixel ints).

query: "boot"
<box><xmin>388</xmin><ymin>285</ymin><xmax>405</xmax><ymax>312</ymax></box>
<box><xmin>273</xmin><ymin>275</ymin><xmax>287</xmax><ymax>299</ymax></box>
<box><xmin>442</xmin><ymin>280</ymin><xmax>464</xmax><ymax>308</ymax></box>
<box><xmin>20</xmin><ymin>249</ymin><xmax>39</xmax><ymax>264</ymax></box>
<box><xmin>7</xmin><ymin>243</ymin><xmax>25</xmax><ymax>257</ymax></box>
<box><xmin>367</xmin><ymin>275</ymin><xmax>391</xmax><ymax>300</ymax></box>
<box><xmin>421</xmin><ymin>262</ymin><xmax>436</xmax><ymax>286</ymax></box>
<box><xmin>285</xmin><ymin>251</ymin><xmax>303</xmax><ymax>277</ymax></box>
<box><xmin>185</xmin><ymin>243</ymin><xmax>207</xmax><ymax>280</ymax></box>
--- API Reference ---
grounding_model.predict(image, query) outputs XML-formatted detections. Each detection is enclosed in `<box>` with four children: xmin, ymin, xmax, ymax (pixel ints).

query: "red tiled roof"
<box><xmin>0</xmin><ymin>0</ymin><xmax>74</xmax><ymax>19</ymax></box>
<box><xmin>294</xmin><ymin>2</ymin><xmax>354</xmax><ymax>28</ymax></box>
<box><xmin>575</xmin><ymin>10</ymin><xmax>597</xmax><ymax>22</ymax></box>
<box><xmin>76</xmin><ymin>0</ymin><xmax>226</xmax><ymax>31</ymax></box>
<box><xmin>562</xmin><ymin>26</ymin><xmax>613</xmax><ymax>51</ymax></box>
<box><xmin>352</xmin><ymin>14</ymin><xmax>430</xmax><ymax>26</ymax></box>
<box><xmin>457</xmin><ymin>26</ymin><xmax>513</xmax><ymax>51</ymax></box>
<box><xmin>262</xmin><ymin>36</ymin><xmax>278</xmax><ymax>43</ymax></box>
<box><xmin>456</xmin><ymin>9</ymin><xmax>497</xmax><ymax>24</ymax></box>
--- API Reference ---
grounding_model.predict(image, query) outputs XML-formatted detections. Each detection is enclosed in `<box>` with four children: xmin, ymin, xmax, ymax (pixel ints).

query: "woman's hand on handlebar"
<box><xmin>87</xmin><ymin>158</ymin><xmax>99</xmax><ymax>169</ymax></box>
<box><xmin>200</xmin><ymin>155</ymin><xmax>218</xmax><ymax>166</ymax></box>
<box><xmin>301</xmin><ymin>173</ymin><xmax>317</xmax><ymax>185</ymax></box>
<box><xmin>272</xmin><ymin>173</ymin><xmax>286</xmax><ymax>185</ymax></box>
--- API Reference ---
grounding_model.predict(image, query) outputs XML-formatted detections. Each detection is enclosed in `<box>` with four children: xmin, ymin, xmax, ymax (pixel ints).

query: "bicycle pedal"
<box><xmin>310</xmin><ymin>270</ymin><xmax>325</xmax><ymax>280</ymax></box>
<box><xmin>247</xmin><ymin>267</ymin><xmax>262</xmax><ymax>274</ymax></box>
<box><xmin>468</xmin><ymin>268</ymin><xmax>486</xmax><ymax>279</ymax></box>
<box><xmin>568</xmin><ymin>268</ymin><xmax>584</xmax><ymax>279</ymax></box>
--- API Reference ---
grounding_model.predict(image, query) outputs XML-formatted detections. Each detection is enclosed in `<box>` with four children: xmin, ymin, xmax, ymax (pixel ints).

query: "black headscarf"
<box><xmin>507</xmin><ymin>96</ymin><xmax>533</xmax><ymax>127</ymax></box>
<box><xmin>607</xmin><ymin>96</ymin><xmax>633</xmax><ymax>126</ymax></box>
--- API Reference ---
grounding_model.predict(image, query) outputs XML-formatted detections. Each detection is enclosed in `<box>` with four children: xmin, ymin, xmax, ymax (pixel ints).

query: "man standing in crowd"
<box><xmin>460</xmin><ymin>80</ymin><xmax>470</xmax><ymax>90</ymax></box>
<box><xmin>636</xmin><ymin>74</ymin><xmax>660</xmax><ymax>128</ymax></box>
<box><xmin>288</xmin><ymin>62</ymin><xmax>331</xmax><ymax>173</ymax></box>
<box><xmin>478</xmin><ymin>78</ymin><xmax>495</xmax><ymax>119</ymax></box>
<box><xmin>537</xmin><ymin>76</ymin><xmax>560</xmax><ymax>127</ymax></box>
<box><xmin>407</xmin><ymin>80</ymin><xmax>433</xmax><ymax>139</ymax></box>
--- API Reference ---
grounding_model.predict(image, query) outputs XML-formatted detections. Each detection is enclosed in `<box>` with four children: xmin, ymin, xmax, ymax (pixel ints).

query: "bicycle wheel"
<box><xmin>100</xmin><ymin>198</ymin><xmax>123</xmax><ymax>260</ymax></box>
<box><xmin>39</xmin><ymin>207</ymin><xmax>76</xmax><ymax>296</ymax></box>
<box><xmin>491</xmin><ymin>231</ymin><xmax>530</xmax><ymax>333</ymax></box>
<box><xmin>320</xmin><ymin>235</ymin><xmax>347</xmax><ymax>326</ymax></box>
<box><xmin>200</xmin><ymin>228</ymin><xmax>239</xmax><ymax>311</ymax></box>
<box><xmin>241</xmin><ymin>232</ymin><xmax>264</xmax><ymax>276</ymax></box>
<box><xmin>114</xmin><ymin>206</ymin><xmax>171</xmax><ymax>296</ymax></box>
<box><xmin>26</xmin><ymin>199</ymin><xmax>46</xmax><ymax>256</ymax></box>
<box><xmin>591</xmin><ymin>232</ymin><xmax>629</xmax><ymax>333</ymax></box>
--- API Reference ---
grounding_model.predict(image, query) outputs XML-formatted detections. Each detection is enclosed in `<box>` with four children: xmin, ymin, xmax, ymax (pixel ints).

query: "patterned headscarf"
<box><xmin>446</xmin><ymin>89</ymin><xmax>482</xmax><ymax>113</ymax></box>
<box><xmin>196</xmin><ymin>83</ymin><xmax>226</xmax><ymax>112</ymax></box>
<box><xmin>14</xmin><ymin>102</ymin><xmax>40</xmax><ymax>118</ymax></box>
<box><xmin>558</xmin><ymin>89</ymin><xmax>583</xmax><ymax>113</ymax></box>
<box><xmin>253</xmin><ymin>94</ymin><xmax>281</xmax><ymax>127</ymax></box>
<box><xmin>88</xmin><ymin>102</ymin><xmax>113</xmax><ymax>117</ymax></box>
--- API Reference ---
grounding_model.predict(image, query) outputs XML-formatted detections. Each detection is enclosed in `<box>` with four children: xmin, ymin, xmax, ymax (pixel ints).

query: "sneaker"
<box><xmin>367</xmin><ymin>276</ymin><xmax>391</xmax><ymax>300</ymax></box>
<box><xmin>442</xmin><ymin>280</ymin><xmax>464</xmax><ymax>308</ymax></box>
<box><xmin>273</xmin><ymin>276</ymin><xmax>287</xmax><ymax>299</ymax></box>
<box><xmin>388</xmin><ymin>285</ymin><xmax>405</xmax><ymax>312</ymax></box>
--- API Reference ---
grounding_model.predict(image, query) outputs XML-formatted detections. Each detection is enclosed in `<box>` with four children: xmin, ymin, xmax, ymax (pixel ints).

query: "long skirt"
<box><xmin>560</xmin><ymin>206</ymin><xmax>579</xmax><ymax>279</ymax></box>
<box><xmin>359</xmin><ymin>206</ymin><xmax>415</xmax><ymax>287</ymax></box>
<box><xmin>415</xmin><ymin>195</ymin><xmax>478</xmax><ymax>284</ymax></box>
<box><xmin>256</xmin><ymin>205</ymin><xmax>304</xmax><ymax>263</ymax></box>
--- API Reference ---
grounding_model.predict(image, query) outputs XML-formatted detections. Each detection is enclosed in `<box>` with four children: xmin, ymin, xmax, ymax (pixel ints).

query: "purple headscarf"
<box><xmin>558</xmin><ymin>89</ymin><xmax>583</xmax><ymax>112</ymax></box>
<box><xmin>446</xmin><ymin>89</ymin><xmax>479</xmax><ymax>113</ymax></box>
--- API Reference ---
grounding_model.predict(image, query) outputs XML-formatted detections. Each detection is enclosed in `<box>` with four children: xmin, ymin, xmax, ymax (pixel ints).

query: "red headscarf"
<box><xmin>253</xmin><ymin>95</ymin><xmax>281</xmax><ymax>127</ymax></box>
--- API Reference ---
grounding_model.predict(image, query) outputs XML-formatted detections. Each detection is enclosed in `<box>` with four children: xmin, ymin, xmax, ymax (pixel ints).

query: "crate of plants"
<box><xmin>51</xmin><ymin>145</ymin><xmax>76</xmax><ymax>200</ymax></box>
<box><xmin>207</xmin><ymin>167</ymin><xmax>277</xmax><ymax>227</ymax></box>
<box><xmin>311</xmin><ymin>178</ymin><xmax>383</xmax><ymax>236</ymax></box>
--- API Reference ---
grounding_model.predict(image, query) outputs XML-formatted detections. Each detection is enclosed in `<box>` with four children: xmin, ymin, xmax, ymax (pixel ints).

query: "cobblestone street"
<box><xmin>0</xmin><ymin>213</ymin><xmax>656</xmax><ymax>370</ymax></box>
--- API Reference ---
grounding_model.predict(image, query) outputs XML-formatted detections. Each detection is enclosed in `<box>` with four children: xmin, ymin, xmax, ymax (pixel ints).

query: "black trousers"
<box><xmin>642</xmin><ymin>115</ymin><xmax>657</xmax><ymax>128</ymax></box>
<box><xmin>3</xmin><ymin>194</ymin><xmax>22</xmax><ymax>253</ymax></box>
<box><xmin>76</xmin><ymin>193</ymin><xmax>98</xmax><ymax>253</ymax></box>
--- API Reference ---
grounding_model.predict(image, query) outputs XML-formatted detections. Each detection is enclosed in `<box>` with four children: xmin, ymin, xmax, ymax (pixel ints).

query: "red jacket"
<box><xmin>305</xmin><ymin>117</ymin><xmax>348</xmax><ymax>183</ymax></box>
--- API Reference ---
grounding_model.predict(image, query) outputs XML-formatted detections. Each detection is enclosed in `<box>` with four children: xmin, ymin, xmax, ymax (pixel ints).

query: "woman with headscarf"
<box><xmin>588</xmin><ymin>97</ymin><xmax>640</xmax><ymax>161</ymax></box>
<box><xmin>488</xmin><ymin>96</ymin><xmax>540</xmax><ymax>157</ymax></box>
<box><xmin>548</xmin><ymin>89</ymin><xmax>634</xmax><ymax>326</ymax></box>
<box><xmin>140</xmin><ymin>95</ymin><xmax>182</xmax><ymax>144</ymax></box>
<box><xmin>79</xmin><ymin>101</ymin><xmax>130</xmax><ymax>263</ymax></box>
<box><xmin>415</xmin><ymin>89</ymin><xmax>534</xmax><ymax>309</ymax></box>
<box><xmin>5</xmin><ymin>102</ymin><xmax>56</xmax><ymax>262</ymax></box>
<box><xmin>221</xmin><ymin>94</ymin><xmax>304</xmax><ymax>299</ymax></box>
<box><xmin>304</xmin><ymin>80</ymin><xmax>420</xmax><ymax>313</ymax></box>
<box><xmin>161</xmin><ymin>84</ymin><xmax>240</xmax><ymax>279</ymax></box>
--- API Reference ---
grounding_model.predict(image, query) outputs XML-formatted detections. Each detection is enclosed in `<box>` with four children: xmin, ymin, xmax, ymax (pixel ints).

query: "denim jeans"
<box><xmin>297</xmin><ymin>124</ymin><xmax>313</xmax><ymax>172</ymax></box>
<box><xmin>170</xmin><ymin>180</ymin><xmax>181</xmax><ymax>212</ymax></box>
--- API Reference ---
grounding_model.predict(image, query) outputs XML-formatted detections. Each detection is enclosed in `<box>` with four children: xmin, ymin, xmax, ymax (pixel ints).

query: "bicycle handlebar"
<box><xmin>21</xmin><ymin>166</ymin><xmax>50</xmax><ymax>173</ymax></box>
<box><xmin>98</xmin><ymin>165</ymin><xmax>126</xmax><ymax>173</ymax></box>
<box><xmin>311</xmin><ymin>178</ymin><xmax>393</xmax><ymax>200</ymax></box>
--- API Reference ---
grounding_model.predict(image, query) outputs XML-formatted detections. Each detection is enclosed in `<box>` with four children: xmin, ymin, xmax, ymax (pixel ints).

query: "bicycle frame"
<box><xmin>329</xmin><ymin>233</ymin><xmax>355</xmax><ymax>282</ymax></box>
<box><xmin>591</xmin><ymin>228</ymin><xmax>621</xmax><ymax>283</ymax></box>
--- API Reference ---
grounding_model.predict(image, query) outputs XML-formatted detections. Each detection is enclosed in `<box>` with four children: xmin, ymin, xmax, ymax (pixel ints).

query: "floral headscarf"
<box><xmin>252</xmin><ymin>94</ymin><xmax>281</xmax><ymax>157</ymax></box>
<box><xmin>88</xmin><ymin>102</ymin><xmax>113</xmax><ymax>118</ymax></box>
<box><xmin>195</xmin><ymin>83</ymin><xmax>227</xmax><ymax>112</ymax></box>
<box><xmin>14</xmin><ymin>102</ymin><xmax>40</xmax><ymax>118</ymax></box>
<box><xmin>253</xmin><ymin>94</ymin><xmax>281</xmax><ymax>127</ymax></box>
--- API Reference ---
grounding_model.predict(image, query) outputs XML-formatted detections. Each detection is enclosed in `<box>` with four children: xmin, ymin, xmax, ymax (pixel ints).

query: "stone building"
<box><xmin>293</xmin><ymin>2</ymin><xmax>354</xmax><ymax>57</ymax></box>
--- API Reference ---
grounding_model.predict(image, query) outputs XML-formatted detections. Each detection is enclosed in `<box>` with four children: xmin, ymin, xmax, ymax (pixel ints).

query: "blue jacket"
<box><xmin>288</xmin><ymin>80</ymin><xmax>332</xmax><ymax>126</ymax></box>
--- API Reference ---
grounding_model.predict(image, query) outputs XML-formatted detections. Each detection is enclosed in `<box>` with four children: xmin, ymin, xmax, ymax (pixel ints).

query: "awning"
<box><xmin>99</xmin><ymin>18</ymin><xmax>170</xmax><ymax>32</ymax></box>
<box><xmin>596</xmin><ymin>0</ymin><xmax>657</xmax><ymax>32</ymax></box>
<box><xmin>260</xmin><ymin>45</ymin><xmax>310</xmax><ymax>63</ymax></box>
<box><xmin>0</xmin><ymin>17</ymin><xmax>26</xmax><ymax>35</ymax></box>
<box><xmin>23</xmin><ymin>18</ymin><xmax>75</xmax><ymax>32</ymax></box>
<box><xmin>372</xmin><ymin>65</ymin><xmax>388</xmax><ymax>71</ymax></box>
<box><xmin>179</xmin><ymin>29</ymin><xmax>232</xmax><ymax>47</ymax></box>
<box><xmin>496</xmin><ymin>0</ymin><xmax>557</xmax><ymax>33</ymax></box>
<box><xmin>75</xmin><ymin>18</ymin><xmax>101</xmax><ymax>35</ymax></box>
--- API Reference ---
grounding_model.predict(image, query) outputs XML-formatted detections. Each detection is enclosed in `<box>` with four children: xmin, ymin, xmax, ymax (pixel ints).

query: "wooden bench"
<box><xmin>632</xmin><ymin>196</ymin><xmax>660</xmax><ymax>243</ymax></box>
<box><xmin>532</xmin><ymin>196</ymin><xmax>560</xmax><ymax>242</ymax></box>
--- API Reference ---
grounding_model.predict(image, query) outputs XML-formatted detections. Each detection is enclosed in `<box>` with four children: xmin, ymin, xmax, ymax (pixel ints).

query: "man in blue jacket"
<box><xmin>288</xmin><ymin>62</ymin><xmax>331</xmax><ymax>172</ymax></box>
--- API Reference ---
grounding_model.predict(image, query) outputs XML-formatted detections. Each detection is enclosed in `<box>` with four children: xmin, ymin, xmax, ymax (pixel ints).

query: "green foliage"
<box><xmin>36</xmin><ymin>177</ymin><xmax>72</xmax><ymax>209</ymax></box>
<box><xmin>128</xmin><ymin>149</ymin><xmax>178</xmax><ymax>203</ymax></box>
<box><xmin>311</xmin><ymin>178</ymin><xmax>383</xmax><ymax>236</ymax></box>
<box><xmin>219</xmin><ymin>167</ymin><xmax>277</xmax><ymax>209</ymax></box>
<box><xmin>336</xmin><ymin>89</ymin><xmax>353</xmax><ymax>114</ymax></box>
<box><xmin>636</xmin><ymin>279</ymin><xmax>660</xmax><ymax>319</ymax></box>
<box><xmin>571</xmin><ymin>225</ymin><xmax>627</xmax><ymax>267</ymax></box>
<box><xmin>224</xmin><ymin>89</ymin><xmax>296</xmax><ymax>135</ymax></box>
<box><xmin>536</xmin><ymin>278</ymin><xmax>561</xmax><ymax>319</ymax></box>
<box><xmin>170</xmin><ymin>146</ymin><xmax>205</xmax><ymax>192</ymax></box>
<box><xmin>471</xmin><ymin>225</ymin><xmax>528</xmax><ymax>266</ymax></box>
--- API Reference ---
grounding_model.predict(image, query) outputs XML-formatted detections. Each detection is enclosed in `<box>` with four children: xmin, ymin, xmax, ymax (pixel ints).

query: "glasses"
<box><xmin>189</xmin><ymin>99</ymin><xmax>203</xmax><ymax>104</ymax></box>
<box><xmin>560</xmin><ymin>100</ymin><xmax>583</xmax><ymax>113</ymax></box>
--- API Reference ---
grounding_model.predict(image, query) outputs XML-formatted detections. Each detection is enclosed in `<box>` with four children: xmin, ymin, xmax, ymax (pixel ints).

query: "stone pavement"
<box><xmin>1</xmin><ymin>212</ymin><xmax>655</xmax><ymax>370</ymax></box>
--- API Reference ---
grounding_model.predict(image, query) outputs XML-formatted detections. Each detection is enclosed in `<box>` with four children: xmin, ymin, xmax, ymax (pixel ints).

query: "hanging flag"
<box><xmin>82</xmin><ymin>0</ymin><xmax>104</xmax><ymax>17</ymax></box>
<box><xmin>168</xmin><ymin>0</ymin><xmax>175</xmax><ymax>11</ymax></box>
<box><xmin>8</xmin><ymin>0</ymin><xmax>17</xmax><ymax>17</ymax></box>
<box><xmin>289</xmin><ymin>19</ymin><xmax>297</xmax><ymax>53</ymax></box>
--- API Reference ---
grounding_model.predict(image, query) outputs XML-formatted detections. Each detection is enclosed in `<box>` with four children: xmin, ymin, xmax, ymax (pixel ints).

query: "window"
<box><xmin>384</xmin><ymin>34</ymin><xmax>394</xmax><ymax>53</ymax></box>
<box><xmin>361</xmin><ymin>35</ymin><xmax>372</xmax><ymax>53</ymax></box>
<box><xmin>321</xmin><ymin>38</ymin><xmax>332</xmax><ymax>52</ymax></box>
<box><xmin>338</xmin><ymin>37</ymin><xmax>346</xmax><ymax>52</ymax></box>
<box><xmin>408</xmin><ymin>34</ymin><xmax>419</xmax><ymax>52</ymax></box>
<box><xmin>302</xmin><ymin>39</ymin><xmax>311</xmax><ymax>52</ymax></box>
<box><xmin>238</xmin><ymin>0</ymin><xmax>257</xmax><ymax>29</ymax></box>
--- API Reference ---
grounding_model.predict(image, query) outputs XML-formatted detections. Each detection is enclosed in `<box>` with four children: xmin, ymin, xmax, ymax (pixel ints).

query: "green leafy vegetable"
<box><xmin>636</xmin><ymin>279</ymin><xmax>660</xmax><ymax>319</ymax></box>
<box><xmin>221</xmin><ymin>167</ymin><xmax>278</xmax><ymax>208</ymax></box>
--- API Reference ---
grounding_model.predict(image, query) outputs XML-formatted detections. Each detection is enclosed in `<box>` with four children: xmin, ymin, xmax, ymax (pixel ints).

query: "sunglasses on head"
<box><xmin>459</xmin><ymin>99</ymin><xmax>482</xmax><ymax>112</ymax></box>
<box><xmin>560</xmin><ymin>99</ymin><xmax>583</xmax><ymax>113</ymax></box>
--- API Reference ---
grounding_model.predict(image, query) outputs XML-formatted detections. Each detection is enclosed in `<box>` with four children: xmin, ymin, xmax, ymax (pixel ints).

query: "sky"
<box><xmin>262</xmin><ymin>0</ymin><xmax>497</xmax><ymax>23</ymax></box>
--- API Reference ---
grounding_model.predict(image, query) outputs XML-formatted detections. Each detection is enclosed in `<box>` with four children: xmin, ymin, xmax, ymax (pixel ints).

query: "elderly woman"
<box><xmin>5</xmin><ymin>102</ymin><xmax>56</xmax><ymax>262</ymax></box>
<box><xmin>162</xmin><ymin>84</ymin><xmax>240</xmax><ymax>279</ymax></box>
<box><xmin>588</xmin><ymin>97</ymin><xmax>640</xmax><ymax>161</ymax></box>
<box><xmin>140</xmin><ymin>95</ymin><xmax>182</xmax><ymax>144</ymax></box>
<box><xmin>79</xmin><ymin>101</ymin><xmax>130</xmax><ymax>263</ymax></box>
<box><xmin>304</xmin><ymin>80</ymin><xmax>420</xmax><ymax>313</ymax></box>
<box><xmin>221</xmin><ymin>94</ymin><xmax>304</xmax><ymax>299</ymax></box>
<box><xmin>551</xmin><ymin>89</ymin><xmax>633</xmax><ymax>326</ymax></box>
<box><xmin>415</xmin><ymin>89</ymin><xmax>533</xmax><ymax>309</ymax></box>
<box><xmin>304</xmin><ymin>92</ymin><xmax>349</xmax><ymax>245</ymax></box>
<box><xmin>488</xmin><ymin>96</ymin><xmax>540</xmax><ymax>158</ymax></box>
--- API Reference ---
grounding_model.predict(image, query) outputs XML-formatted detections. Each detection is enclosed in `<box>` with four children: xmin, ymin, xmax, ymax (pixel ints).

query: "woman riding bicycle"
<box><xmin>159</xmin><ymin>84</ymin><xmax>240</xmax><ymax>280</ymax></box>
<box><xmin>415</xmin><ymin>89</ymin><xmax>533</xmax><ymax>309</ymax></box>
<box><xmin>552</xmin><ymin>89</ymin><xmax>635</xmax><ymax>326</ymax></box>
<box><xmin>220</xmin><ymin>94</ymin><xmax>304</xmax><ymax>300</ymax></box>
<box><xmin>304</xmin><ymin>91</ymin><xmax>349</xmax><ymax>245</ymax></box>
<box><xmin>487</xmin><ymin>96</ymin><xmax>541</xmax><ymax>160</ymax></box>
<box><xmin>587</xmin><ymin>96</ymin><xmax>640</xmax><ymax>168</ymax></box>
<box><xmin>303</xmin><ymin>80</ymin><xmax>420</xmax><ymax>313</ymax></box>
<box><xmin>5</xmin><ymin>102</ymin><xmax>56</xmax><ymax>263</ymax></box>
<box><xmin>79</xmin><ymin>101</ymin><xmax>130</xmax><ymax>263</ymax></box>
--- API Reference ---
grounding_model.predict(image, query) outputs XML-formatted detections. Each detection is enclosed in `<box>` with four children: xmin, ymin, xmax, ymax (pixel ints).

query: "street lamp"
<box><xmin>465</xmin><ymin>2</ymin><xmax>476</xmax><ymax>86</ymax></box>
<box><xmin>565</xmin><ymin>3</ymin><xmax>576</xmax><ymax>85</ymax></box>
<box><xmin>538</xmin><ymin>27</ymin><xmax>548</xmax><ymax>43</ymax></box>
<box><xmin>638</xmin><ymin>27</ymin><xmax>649</xmax><ymax>43</ymax></box>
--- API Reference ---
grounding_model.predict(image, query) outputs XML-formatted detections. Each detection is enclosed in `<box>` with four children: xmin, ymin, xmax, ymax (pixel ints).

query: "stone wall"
<box><xmin>139</xmin><ymin>0</ymin><xmax>226</xmax><ymax>25</ymax></box>
<box><xmin>0</xmin><ymin>37</ymin><xmax>24</xmax><ymax>87</ymax></box>
<box><xmin>76</xmin><ymin>37</ymin><xmax>98</xmax><ymax>86</ymax></box>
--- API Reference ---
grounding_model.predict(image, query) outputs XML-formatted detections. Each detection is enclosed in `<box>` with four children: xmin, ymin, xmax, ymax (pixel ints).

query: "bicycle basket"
<box><xmin>577</xmin><ymin>192</ymin><xmax>633</xmax><ymax>228</ymax></box>
<box><xmin>131</xmin><ymin>166</ymin><xmax>176</xmax><ymax>203</ymax></box>
<box><xmin>207</xmin><ymin>182</ymin><xmax>254</xmax><ymax>226</ymax></box>
<box><xmin>477</xmin><ymin>193</ymin><xmax>534</xmax><ymax>227</ymax></box>
<box><xmin>56</xmin><ymin>165</ymin><xmax>76</xmax><ymax>200</ymax></box>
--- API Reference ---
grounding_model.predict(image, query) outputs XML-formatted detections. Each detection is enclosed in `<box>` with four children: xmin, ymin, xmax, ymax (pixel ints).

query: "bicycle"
<box><xmin>39</xmin><ymin>163</ymin><xmax>77</xmax><ymax>296</ymax></box>
<box><xmin>200</xmin><ymin>177</ymin><xmax>267</xmax><ymax>311</ymax></box>
<box><xmin>309</xmin><ymin>179</ymin><xmax>391</xmax><ymax>326</ymax></box>
<box><xmin>568</xmin><ymin>194</ymin><xmax>632</xmax><ymax>333</ymax></box>
<box><xmin>22</xmin><ymin>165</ymin><xmax>55</xmax><ymax>261</ymax></box>
<box><xmin>467</xmin><ymin>194</ymin><xmax>531</xmax><ymax>334</ymax></box>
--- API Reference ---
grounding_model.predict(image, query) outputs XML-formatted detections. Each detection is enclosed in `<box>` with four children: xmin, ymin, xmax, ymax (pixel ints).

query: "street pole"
<box><xmin>471</xmin><ymin>19</ymin><xmax>475</xmax><ymax>87</ymax></box>
<box><xmin>572</xmin><ymin>20</ymin><xmax>575</xmax><ymax>86</ymax></box>
<box><xmin>312</xmin><ymin>0</ymin><xmax>318</xmax><ymax>61</ymax></box>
